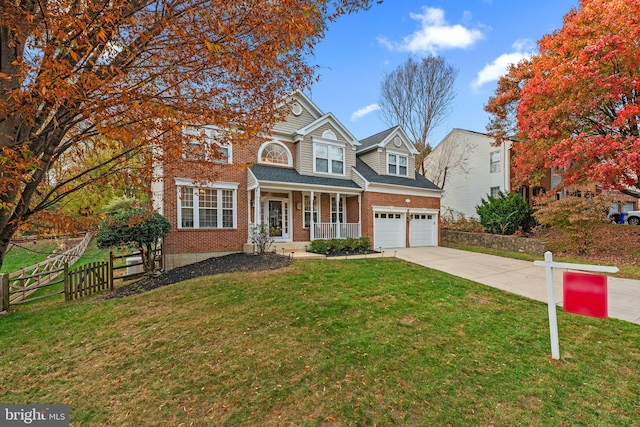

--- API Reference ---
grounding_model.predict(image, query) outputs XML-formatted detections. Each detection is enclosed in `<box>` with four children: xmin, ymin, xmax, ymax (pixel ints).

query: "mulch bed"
<box><xmin>105</xmin><ymin>253</ymin><xmax>292</xmax><ymax>299</ymax></box>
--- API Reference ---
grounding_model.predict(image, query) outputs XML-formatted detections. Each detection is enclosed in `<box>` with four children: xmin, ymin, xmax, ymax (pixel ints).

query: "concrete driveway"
<box><xmin>393</xmin><ymin>246</ymin><xmax>640</xmax><ymax>325</ymax></box>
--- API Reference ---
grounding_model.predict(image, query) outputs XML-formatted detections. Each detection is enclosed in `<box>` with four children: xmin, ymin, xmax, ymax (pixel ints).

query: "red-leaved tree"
<box><xmin>0</xmin><ymin>0</ymin><xmax>377</xmax><ymax>269</ymax></box>
<box><xmin>485</xmin><ymin>0</ymin><xmax>640</xmax><ymax>191</ymax></box>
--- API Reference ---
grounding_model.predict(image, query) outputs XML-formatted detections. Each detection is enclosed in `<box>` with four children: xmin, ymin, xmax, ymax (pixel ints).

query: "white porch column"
<box><xmin>358</xmin><ymin>193</ymin><xmax>362</xmax><ymax>238</ymax></box>
<box><xmin>247</xmin><ymin>190</ymin><xmax>252</xmax><ymax>242</ymax></box>
<box><xmin>310</xmin><ymin>191</ymin><xmax>315</xmax><ymax>241</ymax></box>
<box><xmin>336</xmin><ymin>192</ymin><xmax>341</xmax><ymax>238</ymax></box>
<box><xmin>255</xmin><ymin>187</ymin><xmax>261</xmax><ymax>228</ymax></box>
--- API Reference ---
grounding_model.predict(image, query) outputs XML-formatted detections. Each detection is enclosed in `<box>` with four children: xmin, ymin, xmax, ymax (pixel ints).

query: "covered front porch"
<box><xmin>247</xmin><ymin>165</ymin><xmax>364</xmax><ymax>244</ymax></box>
<box><xmin>247</xmin><ymin>188</ymin><xmax>362</xmax><ymax>243</ymax></box>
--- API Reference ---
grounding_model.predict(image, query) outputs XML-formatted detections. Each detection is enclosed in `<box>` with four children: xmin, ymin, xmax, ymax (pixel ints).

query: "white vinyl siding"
<box><xmin>428</xmin><ymin>129</ymin><xmax>510</xmax><ymax>219</ymax></box>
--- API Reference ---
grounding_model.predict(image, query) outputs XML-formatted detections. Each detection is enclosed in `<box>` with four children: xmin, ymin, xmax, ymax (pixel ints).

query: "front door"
<box><xmin>265</xmin><ymin>199</ymin><xmax>289</xmax><ymax>240</ymax></box>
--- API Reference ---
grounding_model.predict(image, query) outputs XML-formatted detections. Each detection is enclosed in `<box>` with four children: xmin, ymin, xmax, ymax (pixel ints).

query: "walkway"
<box><xmin>393</xmin><ymin>246</ymin><xmax>640</xmax><ymax>325</ymax></box>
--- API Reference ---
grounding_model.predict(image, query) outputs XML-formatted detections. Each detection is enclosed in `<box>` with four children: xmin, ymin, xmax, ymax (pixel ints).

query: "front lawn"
<box><xmin>1</xmin><ymin>258</ymin><xmax>638</xmax><ymax>426</ymax></box>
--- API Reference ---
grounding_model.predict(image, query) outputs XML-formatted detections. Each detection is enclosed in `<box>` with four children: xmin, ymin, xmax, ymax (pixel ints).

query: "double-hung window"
<box><xmin>387</xmin><ymin>153</ymin><xmax>408</xmax><ymax>176</ymax></box>
<box><xmin>331</xmin><ymin>196</ymin><xmax>344</xmax><ymax>223</ymax></box>
<box><xmin>179</xmin><ymin>186</ymin><xmax>236</xmax><ymax>229</ymax></box>
<box><xmin>490</xmin><ymin>151</ymin><xmax>501</xmax><ymax>173</ymax></box>
<box><xmin>314</xmin><ymin>143</ymin><xmax>344</xmax><ymax>175</ymax></box>
<box><xmin>303</xmin><ymin>195</ymin><xmax>319</xmax><ymax>228</ymax></box>
<box><xmin>184</xmin><ymin>127</ymin><xmax>232</xmax><ymax>163</ymax></box>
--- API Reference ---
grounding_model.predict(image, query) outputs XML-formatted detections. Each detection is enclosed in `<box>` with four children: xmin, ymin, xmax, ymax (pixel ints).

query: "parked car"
<box><xmin>626</xmin><ymin>211</ymin><xmax>640</xmax><ymax>225</ymax></box>
<box><xmin>610</xmin><ymin>211</ymin><xmax>640</xmax><ymax>225</ymax></box>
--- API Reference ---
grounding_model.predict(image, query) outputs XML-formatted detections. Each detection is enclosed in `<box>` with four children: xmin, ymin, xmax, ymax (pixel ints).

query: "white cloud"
<box><xmin>472</xmin><ymin>39</ymin><xmax>534</xmax><ymax>89</ymax></box>
<box><xmin>350</xmin><ymin>104</ymin><xmax>381</xmax><ymax>121</ymax></box>
<box><xmin>378</xmin><ymin>7</ymin><xmax>484</xmax><ymax>54</ymax></box>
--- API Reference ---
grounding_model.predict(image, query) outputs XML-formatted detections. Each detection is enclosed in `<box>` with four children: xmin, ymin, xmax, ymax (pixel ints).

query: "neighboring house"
<box><xmin>425</xmin><ymin>129</ymin><xmax>511</xmax><ymax>219</ymax></box>
<box><xmin>425</xmin><ymin>128</ymin><xmax>638</xmax><ymax>220</ymax></box>
<box><xmin>153</xmin><ymin>91</ymin><xmax>442</xmax><ymax>269</ymax></box>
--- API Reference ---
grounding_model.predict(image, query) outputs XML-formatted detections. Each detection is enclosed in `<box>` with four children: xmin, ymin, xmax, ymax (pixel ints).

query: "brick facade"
<box><xmin>159</xmin><ymin>94</ymin><xmax>442</xmax><ymax>269</ymax></box>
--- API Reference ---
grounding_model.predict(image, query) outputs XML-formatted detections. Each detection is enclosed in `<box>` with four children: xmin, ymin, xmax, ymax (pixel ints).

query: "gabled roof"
<box><xmin>357</xmin><ymin>126</ymin><xmax>419</xmax><ymax>155</ymax></box>
<box><xmin>293</xmin><ymin>113</ymin><xmax>360</xmax><ymax>148</ymax></box>
<box><xmin>358</xmin><ymin>127</ymin><xmax>395</xmax><ymax>152</ymax></box>
<box><xmin>279</xmin><ymin>89</ymin><xmax>324</xmax><ymax>120</ymax></box>
<box><xmin>250</xmin><ymin>164</ymin><xmax>361</xmax><ymax>190</ymax></box>
<box><xmin>354</xmin><ymin>158</ymin><xmax>441</xmax><ymax>191</ymax></box>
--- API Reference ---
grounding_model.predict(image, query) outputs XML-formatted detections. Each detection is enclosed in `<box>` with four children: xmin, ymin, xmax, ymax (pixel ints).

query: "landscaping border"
<box><xmin>441</xmin><ymin>230</ymin><xmax>546</xmax><ymax>254</ymax></box>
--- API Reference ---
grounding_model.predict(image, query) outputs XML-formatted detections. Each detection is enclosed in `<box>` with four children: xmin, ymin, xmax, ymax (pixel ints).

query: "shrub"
<box><xmin>344</xmin><ymin>237</ymin><xmax>360</xmax><ymax>252</ymax></box>
<box><xmin>327</xmin><ymin>238</ymin><xmax>345</xmax><ymax>253</ymax></box>
<box><xmin>441</xmin><ymin>208</ymin><xmax>484</xmax><ymax>232</ymax></box>
<box><xmin>250</xmin><ymin>223</ymin><xmax>275</xmax><ymax>255</ymax></box>
<box><xmin>534</xmin><ymin>195</ymin><xmax>611</xmax><ymax>255</ymax></box>
<box><xmin>476</xmin><ymin>191</ymin><xmax>535</xmax><ymax>235</ymax></box>
<box><xmin>309</xmin><ymin>239</ymin><xmax>328</xmax><ymax>254</ymax></box>
<box><xmin>358</xmin><ymin>237</ymin><xmax>372</xmax><ymax>252</ymax></box>
<box><xmin>96</xmin><ymin>208</ymin><xmax>171</xmax><ymax>275</ymax></box>
<box><xmin>308</xmin><ymin>237</ymin><xmax>372</xmax><ymax>255</ymax></box>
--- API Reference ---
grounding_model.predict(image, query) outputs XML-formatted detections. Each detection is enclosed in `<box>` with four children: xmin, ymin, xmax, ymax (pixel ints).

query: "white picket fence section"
<box><xmin>7</xmin><ymin>233</ymin><xmax>92</xmax><ymax>304</ymax></box>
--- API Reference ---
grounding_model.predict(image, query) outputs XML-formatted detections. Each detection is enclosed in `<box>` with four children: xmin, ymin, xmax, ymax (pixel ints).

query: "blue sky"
<box><xmin>308</xmin><ymin>0</ymin><xmax>579</xmax><ymax>145</ymax></box>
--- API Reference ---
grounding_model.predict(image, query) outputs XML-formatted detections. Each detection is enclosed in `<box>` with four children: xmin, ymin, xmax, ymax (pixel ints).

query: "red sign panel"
<box><xmin>563</xmin><ymin>271</ymin><xmax>608</xmax><ymax>318</ymax></box>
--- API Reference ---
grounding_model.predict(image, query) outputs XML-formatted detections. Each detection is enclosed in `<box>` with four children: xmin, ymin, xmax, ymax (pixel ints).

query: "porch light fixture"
<box><xmin>296</xmin><ymin>202</ymin><xmax>301</xmax><ymax>210</ymax></box>
<box><xmin>405</xmin><ymin>198</ymin><xmax>411</xmax><ymax>203</ymax></box>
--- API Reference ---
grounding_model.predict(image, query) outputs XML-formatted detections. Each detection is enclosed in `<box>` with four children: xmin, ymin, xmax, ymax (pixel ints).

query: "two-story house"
<box><xmin>424</xmin><ymin>129</ymin><xmax>511</xmax><ymax>219</ymax></box>
<box><xmin>154</xmin><ymin>91</ymin><xmax>442</xmax><ymax>269</ymax></box>
<box><xmin>425</xmin><ymin>128</ymin><xmax>638</xmax><ymax>220</ymax></box>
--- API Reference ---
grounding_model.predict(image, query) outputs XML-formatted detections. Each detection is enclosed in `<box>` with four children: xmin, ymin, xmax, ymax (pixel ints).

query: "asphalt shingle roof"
<box><xmin>250</xmin><ymin>164</ymin><xmax>361</xmax><ymax>189</ymax></box>
<box><xmin>354</xmin><ymin>158</ymin><xmax>441</xmax><ymax>191</ymax></box>
<box><xmin>357</xmin><ymin>127</ymin><xmax>396</xmax><ymax>153</ymax></box>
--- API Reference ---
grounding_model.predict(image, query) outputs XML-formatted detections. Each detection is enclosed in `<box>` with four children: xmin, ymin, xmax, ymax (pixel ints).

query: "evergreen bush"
<box><xmin>476</xmin><ymin>191</ymin><xmax>535</xmax><ymax>235</ymax></box>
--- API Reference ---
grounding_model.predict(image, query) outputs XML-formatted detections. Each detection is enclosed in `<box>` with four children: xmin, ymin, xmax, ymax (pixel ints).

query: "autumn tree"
<box><xmin>379</xmin><ymin>56</ymin><xmax>457</xmax><ymax>175</ymax></box>
<box><xmin>0</xmin><ymin>0</ymin><xmax>377</xmax><ymax>270</ymax></box>
<box><xmin>486</xmin><ymin>0</ymin><xmax>640</xmax><ymax>191</ymax></box>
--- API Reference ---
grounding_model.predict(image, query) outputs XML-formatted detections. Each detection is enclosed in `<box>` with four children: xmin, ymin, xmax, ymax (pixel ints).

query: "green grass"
<box><xmin>0</xmin><ymin>240</ymin><xmax>59</xmax><ymax>274</ymax></box>
<box><xmin>444</xmin><ymin>242</ymin><xmax>640</xmax><ymax>281</ymax></box>
<box><xmin>1</xmin><ymin>259</ymin><xmax>638</xmax><ymax>426</ymax></box>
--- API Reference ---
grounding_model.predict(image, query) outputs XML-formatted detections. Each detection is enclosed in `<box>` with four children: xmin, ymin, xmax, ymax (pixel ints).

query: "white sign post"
<box><xmin>533</xmin><ymin>251</ymin><xmax>618</xmax><ymax>360</ymax></box>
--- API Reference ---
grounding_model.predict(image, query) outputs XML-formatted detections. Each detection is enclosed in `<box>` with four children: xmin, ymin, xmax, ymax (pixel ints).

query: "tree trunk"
<box><xmin>0</xmin><ymin>220</ymin><xmax>19</xmax><ymax>272</ymax></box>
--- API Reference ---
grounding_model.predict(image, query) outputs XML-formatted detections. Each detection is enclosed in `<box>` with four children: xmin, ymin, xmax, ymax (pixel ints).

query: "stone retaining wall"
<box><xmin>441</xmin><ymin>230</ymin><xmax>547</xmax><ymax>254</ymax></box>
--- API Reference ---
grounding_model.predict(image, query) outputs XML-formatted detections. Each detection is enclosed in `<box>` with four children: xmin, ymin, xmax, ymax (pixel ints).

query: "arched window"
<box><xmin>259</xmin><ymin>141</ymin><xmax>292</xmax><ymax>166</ymax></box>
<box><xmin>322</xmin><ymin>129</ymin><xmax>337</xmax><ymax>140</ymax></box>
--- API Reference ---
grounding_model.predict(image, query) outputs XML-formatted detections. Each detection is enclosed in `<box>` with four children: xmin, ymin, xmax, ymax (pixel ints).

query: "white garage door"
<box><xmin>409</xmin><ymin>214</ymin><xmax>437</xmax><ymax>247</ymax></box>
<box><xmin>374</xmin><ymin>212</ymin><xmax>406</xmax><ymax>249</ymax></box>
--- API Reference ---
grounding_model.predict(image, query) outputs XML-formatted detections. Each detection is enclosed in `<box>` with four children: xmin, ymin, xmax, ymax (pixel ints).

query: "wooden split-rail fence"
<box><xmin>1</xmin><ymin>239</ymin><xmax>162</xmax><ymax>313</ymax></box>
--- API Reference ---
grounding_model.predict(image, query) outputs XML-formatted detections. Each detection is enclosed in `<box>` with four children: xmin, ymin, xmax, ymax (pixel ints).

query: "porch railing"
<box><xmin>314</xmin><ymin>223</ymin><xmax>360</xmax><ymax>240</ymax></box>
